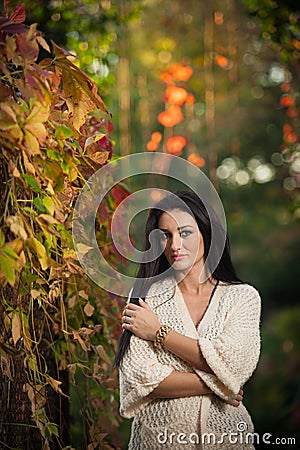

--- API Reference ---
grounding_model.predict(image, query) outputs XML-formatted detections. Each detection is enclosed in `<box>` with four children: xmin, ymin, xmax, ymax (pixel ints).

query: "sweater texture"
<box><xmin>119</xmin><ymin>277</ymin><xmax>261</xmax><ymax>449</ymax></box>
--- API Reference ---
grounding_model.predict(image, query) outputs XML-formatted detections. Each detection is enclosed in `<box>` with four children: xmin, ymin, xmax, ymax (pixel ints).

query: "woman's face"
<box><xmin>157</xmin><ymin>209</ymin><xmax>204</xmax><ymax>273</ymax></box>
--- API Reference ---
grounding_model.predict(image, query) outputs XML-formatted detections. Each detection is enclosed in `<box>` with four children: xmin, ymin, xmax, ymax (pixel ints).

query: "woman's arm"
<box><xmin>149</xmin><ymin>371</ymin><xmax>244</xmax><ymax>406</ymax></box>
<box><xmin>122</xmin><ymin>299</ymin><xmax>211</xmax><ymax>372</ymax></box>
<box><xmin>150</xmin><ymin>371</ymin><xmax>211</xmax><ymax>398</ymax></box>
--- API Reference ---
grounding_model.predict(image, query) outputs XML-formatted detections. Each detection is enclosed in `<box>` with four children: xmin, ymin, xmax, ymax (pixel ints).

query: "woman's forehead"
<box><xmin>158</xmin><ymin>209</ymin><xmax>196</xmax><ymax>227</ymax></box>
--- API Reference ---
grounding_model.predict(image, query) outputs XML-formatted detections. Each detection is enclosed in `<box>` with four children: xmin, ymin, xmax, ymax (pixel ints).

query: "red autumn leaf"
<box><xmin>16</xmin><ymin>32</ymin><xmax>39</xmax><ymax>63</ymax></box>
<box><xmin>164</xmin><ymin>85</ymin><xmax>188</xmax><ymax>105</ymax></box>
<box><xmin>157</xmin><ymin>105</ymin><xmax>184</xmax><ymax>127</ymax></box>
<box><xmin>10</xmin><ymin>4</ymin><xmax>26</xmax><ymax>24</ymax></box>
<box><xmin>166</xmin><ymin>136</ymin><xmax>186</xmax><ymax>155</ymax></box>
<box><xmin>0</xmin><ymin>21</ymin><xmax>27</xmax><ymax>34</ymax></box>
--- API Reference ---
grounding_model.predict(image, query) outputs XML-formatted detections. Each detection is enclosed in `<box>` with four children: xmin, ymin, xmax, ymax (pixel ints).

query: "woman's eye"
<box><xmin>180</xmin><ymin>230</ymin><xmax>192</xmax><ymax>237</ymax></box>
<box><xmin>159</xmin><ymin>231</ymin><xmax>171</xmax><ymax>240</ymax></box>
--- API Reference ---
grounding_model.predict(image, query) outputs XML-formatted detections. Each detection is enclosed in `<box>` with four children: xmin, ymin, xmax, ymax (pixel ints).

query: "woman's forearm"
<box><xmin>150</xmin><ymin>371</ymin><xmax>211</xmax><ymax>399</ymax></box>
<box><xmin>162</xmin><ymin>330</ymin><xmax>213</xmax><ymax>373</ymax></box>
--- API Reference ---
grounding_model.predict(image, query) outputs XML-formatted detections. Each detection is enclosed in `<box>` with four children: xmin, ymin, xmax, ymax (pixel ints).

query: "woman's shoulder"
<box><xmin>220</xmin><ymin>281</ymin><xmax>261</xmax><ymax>305</ymax></box>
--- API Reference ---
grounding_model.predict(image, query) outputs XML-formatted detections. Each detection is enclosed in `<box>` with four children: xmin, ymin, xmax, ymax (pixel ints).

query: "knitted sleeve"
<box><xmin>119</xmin><ymin>334</ymin><xmax>173</xmax><ymax>418</ymax></box>
<box><xmin>195</xmin><ymin>285</ymin><xmax>261</xmax><ymax>401</ymax></box>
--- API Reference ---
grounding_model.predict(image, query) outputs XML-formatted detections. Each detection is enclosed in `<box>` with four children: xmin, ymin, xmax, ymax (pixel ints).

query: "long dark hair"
<box><xmin>114</xmin><ymin>190</ymin><xmax>242</xmax><ymax>367</ymax></box>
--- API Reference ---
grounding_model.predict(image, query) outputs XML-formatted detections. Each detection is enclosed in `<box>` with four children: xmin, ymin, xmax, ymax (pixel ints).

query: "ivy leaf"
<box><xmin>52</xmin><ymin>42</ymin><xmax>109</xmax><ymax>133</ymax></box>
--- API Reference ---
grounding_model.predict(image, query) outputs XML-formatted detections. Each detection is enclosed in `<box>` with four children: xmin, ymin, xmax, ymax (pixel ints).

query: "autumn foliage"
<box><xmin>0</xmin><ymin>2</ymin><xmax>125</xmax><ymax>448</ymax></box>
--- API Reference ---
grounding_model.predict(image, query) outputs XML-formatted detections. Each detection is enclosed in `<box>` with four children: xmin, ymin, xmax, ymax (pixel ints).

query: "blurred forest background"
<box><xmin>0</xmin><ymin>0</ymin><xmax>299</xmax><ymax>449</ymax></box>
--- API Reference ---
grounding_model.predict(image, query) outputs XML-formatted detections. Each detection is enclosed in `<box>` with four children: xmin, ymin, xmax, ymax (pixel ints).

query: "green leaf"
<box><xmin>22</xmin><ymin>174</ymin><xmax>43</xmax><ymax>194</ymax></box>
<box><xmin>2</xmin><ymin>246</ymin><xmax>19</xmax><ymax>261</ymax></box>
<box><xmin>0</xmin><ymin>229</ymin><xmax>5</xmax><ymax>247</ymax></box>
<box><xmin>33</xmin><ymin>197</ymin><xmax>47</xmax><ymax>213</ymax></box>
<box><xmin>0</xmin><ymin>254</ymin><xmax>16</xmax><ymax>285</ymax></box>
<box><xmin>55</xmin><ymin>125</ymin><xmax>73</xmax><ymax>140</ymax></box>
<box><xmin>47</xmin><ymin>149</ymin><xmax>63</xmax><ymax>162</ymax></box>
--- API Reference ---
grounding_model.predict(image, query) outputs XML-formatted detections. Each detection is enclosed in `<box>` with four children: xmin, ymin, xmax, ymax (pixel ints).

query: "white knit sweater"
<box><xmin>119</xmin><ymin>277</ymin><xmax>261</xmax><ymax>450</ymax></box>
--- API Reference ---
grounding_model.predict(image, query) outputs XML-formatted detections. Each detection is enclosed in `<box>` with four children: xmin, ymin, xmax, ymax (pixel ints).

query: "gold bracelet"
<box><xmin>153</xmin><ymin>325</ymin><xmax>172</xmax><ymax>350</ymax></box>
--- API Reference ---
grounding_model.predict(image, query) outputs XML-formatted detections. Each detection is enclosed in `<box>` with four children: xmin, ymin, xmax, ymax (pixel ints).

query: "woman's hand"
<box><xmin>122</xmin><ymin>299</ymin><xmax>161</xmax><ymax>341</ymax></box>
<box><xmin>226</xmin><ymin>388</ymin><xmax>244</xmax><ymax>407</ymax></box>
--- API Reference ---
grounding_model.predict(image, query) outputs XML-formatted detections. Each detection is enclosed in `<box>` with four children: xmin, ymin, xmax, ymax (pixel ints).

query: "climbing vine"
<box><xmin>0</xmin><ymin>1</ymin><xmax>126</xmax><ymax>448</ymax></box>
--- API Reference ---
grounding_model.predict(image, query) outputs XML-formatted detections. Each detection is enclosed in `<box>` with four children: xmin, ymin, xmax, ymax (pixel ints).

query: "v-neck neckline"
<box><xmin>175</xmin><ymin>280</ymin><xmax>224</xmax><ymax>338</ymax></box>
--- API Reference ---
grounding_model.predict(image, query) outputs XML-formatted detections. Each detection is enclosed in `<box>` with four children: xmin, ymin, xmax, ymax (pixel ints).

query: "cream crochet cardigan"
<box><xmin>119</xmin><ymin>277</ymin><xmax>261</xmax><ymax>449</ymax></box>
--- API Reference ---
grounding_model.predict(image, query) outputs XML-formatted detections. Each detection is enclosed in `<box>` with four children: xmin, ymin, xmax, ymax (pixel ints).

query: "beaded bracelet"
<box><xmin>153</xmin><ymin>324</ymin><xmax>172</xmax><ymax>350</ymax></box>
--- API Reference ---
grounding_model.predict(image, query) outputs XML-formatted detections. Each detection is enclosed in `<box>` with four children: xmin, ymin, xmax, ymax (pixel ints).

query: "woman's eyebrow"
<box><xmin>158</xmin><ymin>225</ymin><xmax>194</xmax><ymax>231</ymax></box>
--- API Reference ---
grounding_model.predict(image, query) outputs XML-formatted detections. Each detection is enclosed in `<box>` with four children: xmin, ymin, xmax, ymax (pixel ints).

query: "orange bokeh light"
<box><xmin>151</xmin><ymin>131</ymin><xmax>162</xmax><ymax>143</ymax></box>
<box><xmin>215</xmin><ymin>55</ymin><xmax>229</xmax><ymax>69</ymax></box>
<box><xmin>157</xmin><ymin>105</ymin><xmax>184</xmax><ymax>127</ymax></box>
<box><xmin>280</xmin><ymin>95</ymin><xmax>294</xmax><ymax>108</ymax></box>
<box><xmin>164</xmin><ymin>85</ymin><xmax>188</xmax><ymax>105</ymax></box>
<box><xmin>166</xmin><ymin>136</ymin><xmax>187</xmax><ymax>155</ymax></box>
<box><xmin>187</xmin><ymin>153</ymin><xmax>206</xmax><ymax>168</ymax></box>
<box><xmin>146</xmin><ymin>140</ymin><xmax>158</xmax><ymax>151</ymax></box>
<box><xmin>160</xmin><ymin>63</ymin><xmax>193</xmax><ymax>83</ymax></box>
<box><xmin>185</xmin><ymin>94</ymin><xmax>196</xmax><ymax>105</ymax></box>
<box><xmin>280</xmin><ymin>82</ymin><xmax>290</xmax><ymax>92</ymax></box>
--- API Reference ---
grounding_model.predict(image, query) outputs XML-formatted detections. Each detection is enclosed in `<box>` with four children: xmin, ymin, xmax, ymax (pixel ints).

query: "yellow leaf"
<box><xmin>27</xmin><ymin>237</ymin><xmax>49</xmax><ymax>270</ymax></box>
<box><xmin>24</xmin><ymin>129</ymin><xmax>41</xmax><ymax>155</ymax></box>
<box><xmin>84</xmin><ymin>302</ymin><xmax>95</xmax><ymax>317</ymax></box>
<box><xmin>22</xmin><ymin>150</ymin><xmax>35</xmax><ymax>174</ymax></box>
<box><xmin>36</xmin><ymin>35</ymin><xmax>51</xmax><ymax>53</ymax></box>
<box><xmin>12</xmin><ymin>313</ymin><xmax>21</xmax><ymax>345</ymax></box>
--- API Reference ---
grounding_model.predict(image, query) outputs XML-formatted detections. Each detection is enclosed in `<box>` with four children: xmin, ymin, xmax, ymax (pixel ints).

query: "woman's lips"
<box><xmin>172</xmin><ymin>254</ymin><xmax>186</xmax><ymax>261</ymax></box>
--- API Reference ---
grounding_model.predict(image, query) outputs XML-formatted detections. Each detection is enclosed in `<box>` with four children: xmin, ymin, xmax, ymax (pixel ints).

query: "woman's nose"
<box><xmin>170</xmin><ymin>233</ymin><xmax>182</xmax><ymax>251</ymax></box>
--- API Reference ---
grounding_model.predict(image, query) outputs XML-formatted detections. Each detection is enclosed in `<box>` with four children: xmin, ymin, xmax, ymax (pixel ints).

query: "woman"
<box><xmin>115</xmin><ymin>191</ymin><xmax>261</xmax><ymax>449</ymax></box>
